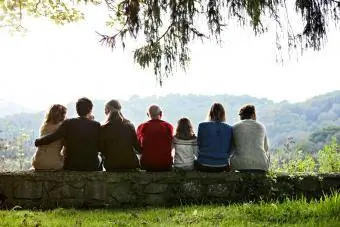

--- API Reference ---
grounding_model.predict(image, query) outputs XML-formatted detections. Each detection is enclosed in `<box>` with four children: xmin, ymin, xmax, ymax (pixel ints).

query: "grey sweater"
<box><xmin>173</xmin><ymin>137</ymin><xmax>198</xmax><ymax>170</ymax></box>
<box><xmin>230</xmin><ymin>119</ymin><xmax>269</xmax><ymax>171</ymax></box>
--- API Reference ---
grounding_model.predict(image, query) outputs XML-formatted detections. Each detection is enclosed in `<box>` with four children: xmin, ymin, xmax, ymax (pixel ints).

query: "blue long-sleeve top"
<box><xmin>197</xmin><ymin>121</ymin><xmax>233</xmax><ymax>166</ymax></box>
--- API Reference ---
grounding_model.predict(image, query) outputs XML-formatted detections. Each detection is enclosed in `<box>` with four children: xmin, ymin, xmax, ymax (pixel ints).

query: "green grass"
<box><xmin>1</xmin><ymin>193</ymin><xmax>339</xmax><ymax>227</ymax></box>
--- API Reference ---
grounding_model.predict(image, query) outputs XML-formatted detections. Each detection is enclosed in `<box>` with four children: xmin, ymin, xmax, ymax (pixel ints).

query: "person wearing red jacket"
<box><xmin>137</xmin><ymin>105</ymin><xmax>173</xmax><ymax>171</ymax></box>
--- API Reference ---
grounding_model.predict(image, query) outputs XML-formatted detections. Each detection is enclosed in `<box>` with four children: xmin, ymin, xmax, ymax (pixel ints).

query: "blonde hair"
<box><xmin>44</xmin><ymin>104</ymin><xmax>67</xmax><ymax>125</ymax></box>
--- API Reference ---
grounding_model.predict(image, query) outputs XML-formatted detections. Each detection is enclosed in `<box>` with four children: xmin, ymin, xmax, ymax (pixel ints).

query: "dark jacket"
<box><xmin>35</xmin><ymin>117</ymin><xmax>101</xmax><ymax>171</ymax></box>
<box><xmin>100</xmin><ymin>119</ymin><xmax>141</xmax><ymax>171</ymax></box>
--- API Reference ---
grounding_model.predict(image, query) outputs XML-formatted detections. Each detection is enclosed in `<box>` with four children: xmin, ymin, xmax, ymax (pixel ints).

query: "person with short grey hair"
<box><xmin>148</xmin><ymin>105</ymin><xmax>162</xmax><ymax>119</ymax></box>
<box><xmin>137</xmin><ymin>104</ymin><xmax>174</xmax><ymax>171</ymax></box>
<box><xmin>100</xmin><ymin>99</ymin><xmax>141</xmax><ymax>171</ymax></box>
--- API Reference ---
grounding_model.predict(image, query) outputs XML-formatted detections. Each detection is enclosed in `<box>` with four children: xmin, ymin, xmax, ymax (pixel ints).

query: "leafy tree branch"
<box><xmin>1</xmin><ymin>0</ymin><xmax>339</xmax><ymax>85</ymax></box>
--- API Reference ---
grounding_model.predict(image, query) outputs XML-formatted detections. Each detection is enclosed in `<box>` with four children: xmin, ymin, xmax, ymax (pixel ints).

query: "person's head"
<box><xmin>239</xmin><ymin>104</ymin><xmax>256</xmax><ymax>120</ymax></box>
<box><xmin>208</xmin><ymin>103</ymin><xmax>226</xmax><ymax>122</ymax></box>
<box><xmin>105</xmin><ymin>99</ymin><xmax>124</xmax><ymax>123</ymax></box>
<box><xmin>175</xmin><ymin>117</ymin><xmax>195</xmax><ymax>140</ymax></box>
<box><xmin>147</xmin><ymin>105</ymin><xmax>162</xmax><ymax>120</ymax></box>
<box><xmin>76</xmin><ymin>97</ymin><xmax>93</xmax><ymax>117</ymax></box>
<box><xmin>105</xmin><ymin>99</ymin><xmax>121</xmax><ymax>115</ymax></box>
<box><xmin>44</xmin><ymin>104</ymin><xmax>67</xmax><ymax>125</ymax></box>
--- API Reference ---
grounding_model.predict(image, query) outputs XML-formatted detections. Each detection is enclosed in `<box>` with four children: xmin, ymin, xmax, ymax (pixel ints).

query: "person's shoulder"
<box><xmin>137</xmin><ymin>121</ymin><xmax>147</xmax><ymax>128</ymax></box>
<box><xmin>198</xmin><ymin>121</ymin><xmax>210</xmax><ymax>127</ymax></box>
<box><xmin>62</xmin><ymin>118</ymin><xmax>73</xmax><ymax>123</ymax></box>
<box><xmin>123</xmin><ymin>119</ymin><xmax>137</xmax><ymax>129</ymax></box>
<box><xmin>220</xmin><ymin>122</ymin><xmax>232</xmax><ymax>130</ymax></box>
<box><xmin>123</xmin><ymin>118</ymin><xmax>133</xmax><ymax>126</ymax></box>
<box><xmin>255</xmin><ymin>120</ymin><xmax>266</xmax><ymax>130</ymax></box>
<box><xmin>65</xmin><ymin>118</ymin><xmax>83</xmax><ymax>125</ymax></box>
<box><xmin>173</xmin><ymin>136</ymin><xmax>197</xmax><ymax>145</ymax></box>
<box><xmin>232</xmin><ymin>120</ymin><xmax>243</xmax><ymax>128</ymax></box>
<box><xmin>82</xmin><ymin>118</ymin><xmax>101</xmax><ymax>128</ymax></box>
<box><xmin>40</xmin><ymin>123</ymin><xmax>57</xmax><ymax>134</ymax></box>
<box><xmin>161</xmin><ymin>120</ymin><xmax>173</xmax><ymax>128</ymax></box>
<box><xmin>100</xmin><ymin>121</ymin><xmax>110</xmax><ymax>129</ymax></box>
<box><xmin>56</xmin><ymin>118</ymin><xmax>72</xmax><ymax>127</ymax></box>
<box><xmin>136</xmin><ymin>121</ymin><xmax>147</xmax><ymax>131</ymax></box>
<box><xmin>89</xmin><ymin>119</ymin><xmax>100</xmax><ymax>126</ymax></box>
<box><xmin>220</xmin><ymin>121</ymin><xmax>232</xmax><ymax>127</ymax></box>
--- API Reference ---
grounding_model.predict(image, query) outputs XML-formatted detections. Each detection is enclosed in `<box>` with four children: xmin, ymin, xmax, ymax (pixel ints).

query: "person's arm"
<box><xmin>264</xmin><ymin>134</ymin><xmax>269</xmax><ymax>152</ymax></box>
<box><xmin>264</xmin><ymin>133</ymin><xmax>270</xmax><ymax>162</ymax></box>
<box><xmin>193</xmin><ymin>140</ymin><xmax>198</xmax><ymax>158</ymax></box>
<box><xmin>35</xmin><ymin>121</ymin><xmax>67</xmax><ymax>146</ymax></box>
<box><xmin>197</xmin><ymin>124</ymin><xmax>202</xmax><ymax>149</ymax></box>
<box><xmin>99</xmin><ymin>126</ymin><xmax>107</xmax><ymax>157</ymax></box>
<box><xmin>227</xmin><ymin>128</ymin><xmax>233</xmax><ymax>160</ymax></box>
<box><xmin>168</xmin><ymin>123</ymin><xmax>174</xmax><ymax>138</ymax></box>
<box><xmin>171</xmin><ymin>138</ymin><xmax>175</xmax><ymax>150</ymax></box>
<box><xmin>136</xmin><ymin>124</ymin><xmax>143</xmax><ymax>145</ymax></box>
<box><xmin>130</xmin><ymin>123</ymin><xmax>142</xmax><ymax>154</ymax></box>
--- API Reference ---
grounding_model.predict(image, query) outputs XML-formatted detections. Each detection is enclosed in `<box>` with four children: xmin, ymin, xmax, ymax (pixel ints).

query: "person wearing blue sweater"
<box><xmin>195</xmin><ymin>103</ymin><xmax>233</xmax><ymax>172</ymax></box>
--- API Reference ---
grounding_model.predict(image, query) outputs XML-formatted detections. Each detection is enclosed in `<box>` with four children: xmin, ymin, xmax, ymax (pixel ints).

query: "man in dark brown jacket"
<box><xmin>35</xmin><ymin>97</ymin><xmax>101</xmax><ymax>171</ymax></box>
<box><xmin>100</xmin><ymin>99</ymin><xmax>141</xmax><ymax>171</ymax></box>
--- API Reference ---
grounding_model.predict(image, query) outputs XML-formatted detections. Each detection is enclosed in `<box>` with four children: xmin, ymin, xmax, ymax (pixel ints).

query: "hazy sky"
<box><xmin>0</xmin><ymin>4</ymin><xmax>339</xmax><ymax>111</ymax></box>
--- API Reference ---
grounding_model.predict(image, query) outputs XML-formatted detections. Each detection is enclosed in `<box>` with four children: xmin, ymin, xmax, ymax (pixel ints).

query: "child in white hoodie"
<box><xmin>173</xmin><ymin>118</ymin><xmax>198</xmax><ymax>171</ymax></box>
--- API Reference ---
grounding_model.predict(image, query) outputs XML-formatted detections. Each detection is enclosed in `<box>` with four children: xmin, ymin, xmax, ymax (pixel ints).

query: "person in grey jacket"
<box><xmin>173</xmin><ymin>118</ymin><xmax>198</xmax><ymax>171</ymax></box>
<box><xmin>230</xmin><ymin>104</ymin><xmax>269</xmax><ymax>172</ymax></box>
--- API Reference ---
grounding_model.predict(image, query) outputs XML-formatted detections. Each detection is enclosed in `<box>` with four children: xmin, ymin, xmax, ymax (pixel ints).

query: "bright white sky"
<box><xmin>0</xmin><ymin>4</ymin><xmax>339</xmax><ymax>111</ymax></box>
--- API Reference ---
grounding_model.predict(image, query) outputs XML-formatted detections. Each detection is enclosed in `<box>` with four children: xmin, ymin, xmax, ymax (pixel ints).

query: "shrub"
<box><xmin>318</xmin><ymin>137</ymin><xmax>340</xmax><ymax>173</ymax></box>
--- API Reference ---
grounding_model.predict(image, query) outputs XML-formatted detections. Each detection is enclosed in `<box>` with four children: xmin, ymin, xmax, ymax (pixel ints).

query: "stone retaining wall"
<box><xmin>0</xmin><ymin>171</ymin><xmax>339</xmax><ymax>209</ymax></box>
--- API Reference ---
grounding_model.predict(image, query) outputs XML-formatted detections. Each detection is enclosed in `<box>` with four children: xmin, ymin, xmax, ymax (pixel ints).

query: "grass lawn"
<box><xmin>0</xmin><ymin>193</ymin><xmax>339</xmax><ymax>227</ymax></box>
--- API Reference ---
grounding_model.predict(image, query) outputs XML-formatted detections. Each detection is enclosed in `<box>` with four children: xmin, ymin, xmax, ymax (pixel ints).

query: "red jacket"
<box><xmin>137</xmin><ymin>119</ymin><xmax>173</xmax><ymax>170</ymax></box>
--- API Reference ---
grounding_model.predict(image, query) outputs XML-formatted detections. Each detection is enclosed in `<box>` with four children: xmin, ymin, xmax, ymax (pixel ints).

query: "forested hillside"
<box><xmin>0</xmin><ymin>100</ymin><xmax>33</xmax><ymax>118</ymax></box>
<box><xmin>0</xmin><ymin>91</ymin><xmax>339</xmax><ymax>150</ymax></box>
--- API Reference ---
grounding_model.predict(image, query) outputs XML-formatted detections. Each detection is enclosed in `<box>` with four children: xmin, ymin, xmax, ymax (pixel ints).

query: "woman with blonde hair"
<box><xmin>32</xmin><ymin>104</ymin><xmax>67</xmax><ymax>170</ymax></box>
<box><xmin>195</xmin><ymin>103</ymin><xmax>233</xmax><ymax>172</ymax></box>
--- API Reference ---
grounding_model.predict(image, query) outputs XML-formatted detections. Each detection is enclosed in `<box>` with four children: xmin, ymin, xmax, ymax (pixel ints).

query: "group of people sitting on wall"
<box><xmin>32</xmin><ymin>97</ymin><xmax>270</xmax><ymax>173</ymax></box>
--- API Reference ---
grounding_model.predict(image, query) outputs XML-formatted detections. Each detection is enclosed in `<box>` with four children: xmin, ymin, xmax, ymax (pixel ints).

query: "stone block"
<box><xmin>47</xmin><ymin>183</ymin><xmax>85</xmax><ymax>199</ymax></box>
<box><xmin>14</xmin><ymin>181</ymin><xmax>42</xmax><ymax>199</ymax></box>
<box><xmin>105</xmin><ymin>174</ymin><xmax>123</xmax><ymax>183</ymax></box>
<box><xmin>320</xmin><ymin>176</ymin><xmax>340</xmax><ymax>190</ymax></box>
<box><xmin>144</xmin><ymin>183</ymin><xmax>168</xmax><ymax>194</ymax></box>
<box><xmin>108</xmin><ymin>182</ymin><xmax>136</xmax><ymax>203</ymax></box>
<box><xmin>0</xmin><ymin>181</ymin><xmax>12</xmax><ymax>199</ymax></box>
<box><xmin>135</xmin><ymin>176</ymin><xmax>153</xmax><ymax>185</ymax></box>
<box><xmin>296</xmin><ymin>177</ymin><xmax>320</xmax><ymax>192</ymax></box>
<box><xmin>85</xmin><ymin>181</ymin><xmax>107</xmax><ymax>200</ymax></box>
<box><xmin>207</xmin><ymin>184</ymin><xmax>230</xmax><ymax>197</ymax></box>
<box><xmin>55</xmin><ymin>199</ymin><xmax>86</xmax><ymax>208</ymax></box>
<box><xmin>180</xmin><ymin>181</ymin><xmax>205</xmax><ymax>198</ymax></box>
<box><xmin>145</xmin><ymin>194</ymin><xmax>166</xmax><ymax>205</ymax></box>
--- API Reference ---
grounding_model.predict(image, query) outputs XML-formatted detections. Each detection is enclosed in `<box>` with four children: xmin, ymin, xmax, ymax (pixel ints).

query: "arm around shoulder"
<box><xmin>35</xmin><ymin>120</ymin><xmax>68</xmax><ymax>146</ymax></box>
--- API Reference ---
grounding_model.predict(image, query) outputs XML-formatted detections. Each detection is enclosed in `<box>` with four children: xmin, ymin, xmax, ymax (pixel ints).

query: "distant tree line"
<box><xmin>0</xmin><ymin>91</ymin><xmax>339</xmax><ymax>170</ymax></box>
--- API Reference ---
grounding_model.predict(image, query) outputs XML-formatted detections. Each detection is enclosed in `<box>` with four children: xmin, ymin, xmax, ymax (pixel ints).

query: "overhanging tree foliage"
<box><xmin>1</xmin><ymin>0</ymin><xmax>340</xmax><ymax>84</ymax></box>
